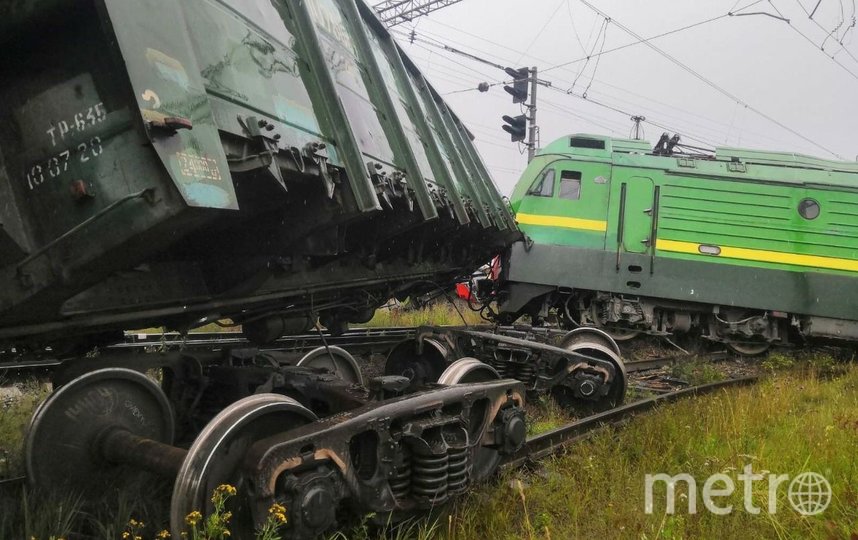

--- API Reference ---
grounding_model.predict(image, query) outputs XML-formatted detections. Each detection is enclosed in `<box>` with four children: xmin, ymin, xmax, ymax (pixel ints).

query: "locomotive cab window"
<box><xmin>527</xmin><ymin>169</ymin><xmax>555</xmax><ymax>197</ymax></box>
<box><xmin>559</xmin><ymin>171</ymin><xmax>582</xmax><ymax>200</ymax></box>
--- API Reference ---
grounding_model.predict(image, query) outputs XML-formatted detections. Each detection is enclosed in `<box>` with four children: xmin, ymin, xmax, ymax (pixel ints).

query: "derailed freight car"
<box><xmin>0</xmin><ymin>0</ymin><xmax>518</xmax><ymax>348</ymax></box>
<box><xmin>0</xmin><ymin>1</ymin><xmax>531</xmax><ymax>537</ymax></box>
<box><xmin>498</xmin><ymin>133</ymin><xmax>858</xmax><ymax>354</ymax></box>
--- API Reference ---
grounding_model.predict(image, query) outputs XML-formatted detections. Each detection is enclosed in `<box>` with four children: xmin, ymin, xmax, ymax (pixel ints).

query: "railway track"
<box><xmin>0</xmin><ymin>375</ymin><xmax>759</xmax><ymax>494</ymax></box>
<box><xmin>623</xmin><ymin>350</ymin><xmax>729</xmax><ymax>373</ymax></box>
<box><xmin>1</xmin><ymin>325</ymin><xmax>730</xmax><ymax>377</ymax></box>
<box><xmin>504</xmin><ymin>375</ymin><xmax>759</xmax><ymax>468</ymax></box>
<box><xmin>0</xmin><ymin>325</ymin><xmax>426</xmax><ymax>376</ymax></box>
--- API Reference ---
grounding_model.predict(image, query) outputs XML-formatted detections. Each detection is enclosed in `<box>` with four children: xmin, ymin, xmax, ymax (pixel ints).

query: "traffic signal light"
<box><xmin>502</xmin><ymin>114</ymin><xmax>527</xmax><ymax>142</ymax></box>
<box><xmin>503</xmin><ymin>67</ymin><xmax>529</xmax><ymax>103</ymax></box>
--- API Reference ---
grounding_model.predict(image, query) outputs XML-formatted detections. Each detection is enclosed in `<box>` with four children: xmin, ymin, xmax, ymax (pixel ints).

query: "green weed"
<box><xmin>669</xmin><ymin>357</ymin><xmax>725</xmax><ymax>385</ymax></box>
<box><xmin>362</xmin><ymin>300</ymin><xmax>483</xmax><ymax>328</ymax></box>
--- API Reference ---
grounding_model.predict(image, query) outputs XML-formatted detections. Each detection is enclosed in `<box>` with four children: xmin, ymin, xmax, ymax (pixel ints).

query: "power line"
<box><xmin>402</xmin><ymin>21</ymin><xmax>750</xmax><ymax>149</ymax></box>
<box><xmin>398</xmin><ymin>7</ymin><xmax>848</xmax><ymax>157</ymax></box>
<box><xmin>546</xmin><ymin>85</ymin><xmax>723</xmax><ymax>148</ymax></box>
<box><xmin>542</xmin><ymin>10</ymin><xmax>737</xmax><ymax>74</ymax></box>
<box><xmin>769</xmin><ymin>0</ymin><xmax>858</xmax><ymax>80</ymax></box>
<box><xmin>513</xmin><ymin>0</ymin><xmax>567</xmax><ymax>65</ymax></box>
<box><xmin>571</xmin><ymin>0</ymin><xmax>843</xmax><ymax>158</ymax></box>
<box><xmin>794</xmin><ymin>0</ymin><xmax>858</xmax><ymax>63</ymax></box>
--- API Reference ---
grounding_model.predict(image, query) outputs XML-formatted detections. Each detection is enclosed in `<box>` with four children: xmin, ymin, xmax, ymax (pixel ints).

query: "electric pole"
<box><xmin>630</xmin><ymin>115</ymin><xmax>646</xmax><ymax>140</ymax></box>
<box><xmin>527</xmin><ymin>66</ymin><xmax>538</xmax><ymax>162</ymax></box>
<box><xmin>501</xmin><ymin>66</ymin><xmax>543</xmax><ymax>162</ymax></box>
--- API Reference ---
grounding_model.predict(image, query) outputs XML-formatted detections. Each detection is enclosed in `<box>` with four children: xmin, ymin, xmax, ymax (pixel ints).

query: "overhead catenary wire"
<box><xmin>399</xmin><ymin>2</ymin><xmax>852</xmax><ymax>158</ymax></box>
<box><xmin>794</xmin><ymin>0</ymin><xmax>858</xmax><ymax>63</ymax></box>
<box><xmin>768</xmin><ymin>0</ymin><xmax>858</xmax><ymax>81</ymax></box>
<box><xmin>570</xmin><ymin>0</ymin><xmax>844</xmax><ymax>159</ymax></box>
<box><xmin>399</xmin><ymin>25</ymin><xmax>724</xmax><ymax>146</ymax></box>
<box><xmin>542</xmin><ymin>8</ymin><xmax>742</xmax><ymax>74</ymax></box>
<box><xmin>408</xmin><ymin>6</ymin><xmax>804</xmax><ymax>147</ymax></box>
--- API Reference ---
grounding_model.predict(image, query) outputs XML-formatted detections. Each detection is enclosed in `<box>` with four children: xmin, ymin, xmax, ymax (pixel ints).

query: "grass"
<box><xmin>4</xmin><ymin>355</ymin><xmax>856</xmax><ymax>539</ymax></box>
<box><xmin>362</xmin><ymin>300</ymin><xmax>484</xmax><ymax>328</ymax></box>
<box><xmin>438</xmin><ymin>360</ymin><xmax>858</xmax><ymax>539</ymax></box>
<box><xmin>668</xmin><ymin>357</ymin><xmax>726</xmax><ymax>386</ymax></box>
<box><xmin>131</xmin><ymin>300</ymin><xmax>482</xmax><ymax>336</ymax></box>
<box><xmin>0</xmin><ymin>378</ymin><xmax>50</xmax><ymax>478</ymax></box>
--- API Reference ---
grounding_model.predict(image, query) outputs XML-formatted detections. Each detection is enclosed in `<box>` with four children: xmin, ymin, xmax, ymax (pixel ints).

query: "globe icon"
<box><xmin>788</xmin><ymin>472</ymin><xmax>832</xmax><ymax>516</ymax></box>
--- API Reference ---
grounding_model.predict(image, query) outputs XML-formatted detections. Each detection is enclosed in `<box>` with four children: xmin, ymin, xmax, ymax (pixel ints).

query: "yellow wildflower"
<box><xmin>215</xmin><ymin>484</ymin><xmax>237</xmax><ymax>496</ymax></box>
<box><xmin>156</xmin><ymin>531</ymin><xmax>171</xmax><ymax>539</ymax></box>
<box><xmin>222</xmin><ymin>511</ymin><xmax>233</xmax><ymax>522</ymax></box>
<box><xmin>122</xmin><ymin>533</ymin><xmax>130</xmax><ymax>540</ymax></box>
<box><xmin>273</xmin><ymin>512</ymin><xmax>287</xmax><ymax>525</ymax></box>
<box><xmin>185</xmin><ymin>510</ymin><xmax>203</xmax><ymax>526</ymax></box>
<box><xmin>268</xmin><ymin>503</ymin><xmax>287</xmax><ymax>515</ymax></box>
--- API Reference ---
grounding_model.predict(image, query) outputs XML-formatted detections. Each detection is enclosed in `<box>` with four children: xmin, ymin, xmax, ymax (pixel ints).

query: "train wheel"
<box><xmin>601</xmin><ymin>326</ymin><xmax>641</xmax><ymax>342</ymax></box>
<box><xmin>297</xmin><ymin>345</ymin><xmax>364</xmax><ymax>385</ymax></box>
<box><xmin>26</xmin><ymin>367</ymin><xmax>174</xmax><ymax>491</ymax></box>
<box><xmin>170</xmin><ymin>394</ymin><xmax>317</xmax><ymax>538</ymax></box>
<box><xmin>719</xmin><ymin>311</ymin><xmax>771</xmax><ymax>356</ymax></box>
<box><xmin>553</xmin><ymin>340</ymin><xmax>627</xmax><ymax>412</ymax></box>
<box><xmin>436</xmin><ymin>357</ymin><xmax>500</xmax><ymax>385</ymax></box>
<box><xmin>558</xmin><ymin>327</ymin><xmax>622</xmax><ymax>357</ymax></box>
<box><xmin>726</xmin><ymin>340</ymin><xmax>770</xmax><ymax>356</ymax></box>
<box><xmin>436</xmin><ymin>358</ymin><xmax>503</xmax><ymax>483</ymax></box>
<box><xmin>384</xmin><ymin>338</ymin><xmax>448</xmax><ymax>391</ymax></box>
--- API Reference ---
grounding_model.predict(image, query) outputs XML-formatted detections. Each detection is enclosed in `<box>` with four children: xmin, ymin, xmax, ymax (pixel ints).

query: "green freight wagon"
<box><xmin>0</xmin><ymin>0</ymin><xmax>517</xmax><ymax>348</ymax></box>
<box><xmin>0</xmin><ymin>3</ymin><xmax>529</xmax><ymax>536</ymax></box>
<box><xmin>499</xmin><ymin>133</ymin><xmax>858</xmax><ymax>354</ymax></box>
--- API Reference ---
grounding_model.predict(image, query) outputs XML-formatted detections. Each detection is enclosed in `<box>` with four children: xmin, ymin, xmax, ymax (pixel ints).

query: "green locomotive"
<box><xmin>498</xmin><ymin>133</ymin><xmax>858</xmax><ymax>354</ymax></box>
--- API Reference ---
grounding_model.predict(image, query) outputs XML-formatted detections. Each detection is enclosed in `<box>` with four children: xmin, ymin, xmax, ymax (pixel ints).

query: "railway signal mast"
<box><xmin>502</xmin><ymin>66</ymin><xmax>539</xmax><ymax>162</ymax></box>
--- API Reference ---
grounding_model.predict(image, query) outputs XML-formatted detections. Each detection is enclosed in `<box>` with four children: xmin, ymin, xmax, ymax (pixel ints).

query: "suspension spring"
<box><xmin>446</xmin><ymin>445</ymin><xmax>469</xmax><ymax>495</ymax></box>
<box><xmin>490</xmin><ymin>355</ymin><xmax>508</xmax><ymax>378</ymax></box>
<box><xmin>411</xmin><ymin>451</ymin><xmax>449</xmax><ymax>503</ymax></box>
<box><xmin>390</xmin><ymin>449</ymin><xmax>411</xmax><ymax>501</ymax></box>
<box><xmin>515</xmin><ymin>362</ymin><xmax>537</xmax><ymax>385</ymax></box>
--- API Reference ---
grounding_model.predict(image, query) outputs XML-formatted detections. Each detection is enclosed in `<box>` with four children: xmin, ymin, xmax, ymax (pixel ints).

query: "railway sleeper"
<box><xmin>25</xmin><ymin>355</ymin><xmax>526</xmax><ymax>539</ymax></box>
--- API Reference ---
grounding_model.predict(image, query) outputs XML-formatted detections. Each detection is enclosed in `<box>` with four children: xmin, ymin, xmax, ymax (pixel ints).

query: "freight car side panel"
<box><xmin>100</xmin><ymin>0</ymin><xmax>239</xmax><ymax>210</ymax></box>
<box><xmin>0</xmin><ymin>0</ymin><xmax>518</xmax><ymax>340</ymax></box>
<box><xmin>182</xmin><ymin>0</ymin><xmax>329</xmax><ymax>150</ymax></box>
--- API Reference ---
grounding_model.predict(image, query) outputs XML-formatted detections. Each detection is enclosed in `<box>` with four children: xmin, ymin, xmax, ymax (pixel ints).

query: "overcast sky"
<box><xmin>384</xmin><ymin>0</ymin><xmax>858</xmax><ymax>194</ymax></box>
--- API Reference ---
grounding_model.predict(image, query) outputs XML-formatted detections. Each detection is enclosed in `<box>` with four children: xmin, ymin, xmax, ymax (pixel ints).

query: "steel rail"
<box><xmin>624</xmin><ymin>350</ymin><xmax>729</xmax><ymax>373</ymax></box>
<box><xmin>0</xmin><ymin>326</ymin><xmax>424</xmax><ymax>373</ymax></box>
<box><xmin>0</xmin><ymin>377</ymin><xmax>759</xmax><ymax>499</ymax></box>
<box><xmin>503</xmin><ymin>375</ymin><xmax>759</xmax><ymax>469</ymax></box>
<box><xmin>0</xmin><ymin>475</ymin><xmax>26</xmax><ymax>488</ymax></box>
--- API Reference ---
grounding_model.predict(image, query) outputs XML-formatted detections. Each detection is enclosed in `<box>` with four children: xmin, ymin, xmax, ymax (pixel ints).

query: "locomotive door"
<box><xmin>622</xmin><ymin>177</ymin><xmax>655</xmax><ymax>253</ymax></box>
